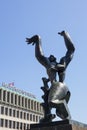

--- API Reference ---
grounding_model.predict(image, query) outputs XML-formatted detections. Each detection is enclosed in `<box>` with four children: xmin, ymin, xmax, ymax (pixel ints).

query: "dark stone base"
<box><xmin>30</xmin><ymin>120</ymin><xmax>87</xmax><ymax>130</ymax></box>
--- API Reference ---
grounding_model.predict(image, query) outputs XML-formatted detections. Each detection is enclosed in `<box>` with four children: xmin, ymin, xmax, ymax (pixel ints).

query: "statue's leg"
<box><xmin>58</xmin><ymin>71</ymin><xmax>65</xmax><ymax>83</ymax></box>
<box><xmin>40</xmin><ymin>77</ymin><xmax>56</xmax><ymax>123</ymax></box>
<box><xmin>55</xmin><ymin>99</ymin><xmax>71</xmax><ymax>120</ymax></box>
<box><xmin>48</xmin><ymin>81</ymin><xmax>71</xmax><ymax>120</ymax></box>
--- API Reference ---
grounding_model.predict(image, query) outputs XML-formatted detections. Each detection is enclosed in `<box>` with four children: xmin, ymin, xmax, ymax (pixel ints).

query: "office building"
<box><xmin>0</xmin><ymin>83</ymin><xmax>44</xmax><ymax>130</ymax></box>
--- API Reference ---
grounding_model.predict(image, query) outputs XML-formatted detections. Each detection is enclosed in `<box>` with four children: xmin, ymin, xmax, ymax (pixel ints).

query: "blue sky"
<box><xmin>0</xmin><ymin>0</ymin><xmax>87</xmax><ymax>123</ymax></box>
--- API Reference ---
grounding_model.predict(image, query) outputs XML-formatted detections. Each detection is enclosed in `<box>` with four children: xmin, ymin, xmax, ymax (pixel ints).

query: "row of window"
<box><xmin>0</xmin><ymin>118</ymin><xmax>30</xmax><ymax>130</ymax></box>
<box><xmin>0</xmin><ymin>89</ymin><xmax>43</xmax><ymax>113</ymax></box>
<box><xmin>0</xmin><ymin>106</ymin><xmax>42</xmax><ymax>122</ymax></box>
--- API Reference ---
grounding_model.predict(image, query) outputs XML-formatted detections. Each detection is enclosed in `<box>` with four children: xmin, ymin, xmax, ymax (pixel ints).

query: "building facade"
<box><xmin>0</xmin><ymin>84</ymin><xmax>44</xmax><ymax>130</ymax></box>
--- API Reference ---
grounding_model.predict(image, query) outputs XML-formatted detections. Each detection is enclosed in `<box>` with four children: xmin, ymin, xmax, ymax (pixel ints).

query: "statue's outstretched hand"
<box><xmin>26</xmin><ymin>38</ymin><xmax>30</xmax><ymax>43</ymax></box>
<box><xmin>26</xmin><ymin>38</ymin><xmax>35</xmax><ymax>45</ymax></box>
<box><xmin>58</xmin><ymin>30</ymin><xmax>65</xmax><ymax>36</ymax></box>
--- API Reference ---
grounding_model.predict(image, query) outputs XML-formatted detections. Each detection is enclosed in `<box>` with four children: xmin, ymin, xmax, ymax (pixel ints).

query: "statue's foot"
<box><xmin>40</xmin><ymin>114</ymin><xmax>56</xmax><ymax>123</ymax></box>
<box><xmin>56</xmin><ymin>107</ymin><xmax>71</xmax><ymax>120</ymax></box>
<box><xmin>55</xmin><ymin>100</ymin><xmax>71</xmax><ymax>120</ymax></box>
<box><xmin>49</xmin><ymin>99</ymin><xmax>71</xmax><ymax>120</ymax></box>
<box><xmin>26</xmin><ymin>35</ymin><xmax>39</xmax><ymax>45</ymax></box>
<box><xmin>56</xmin><ymin>103</ymin><xmax>68</xmax><ymax>119</ymax></box>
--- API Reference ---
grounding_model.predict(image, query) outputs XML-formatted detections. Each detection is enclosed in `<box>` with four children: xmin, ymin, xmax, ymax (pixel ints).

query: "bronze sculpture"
<box><xmin>26</xmin><ymin>30</ymin><xmax>75</xmax><ymax>122</ymax></box>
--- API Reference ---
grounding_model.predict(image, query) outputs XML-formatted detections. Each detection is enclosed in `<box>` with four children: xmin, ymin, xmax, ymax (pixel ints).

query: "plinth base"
<box><xmin>30</xmin><ymin>120</ymin><xmax>87</xmax><ymax>130</ymax></box>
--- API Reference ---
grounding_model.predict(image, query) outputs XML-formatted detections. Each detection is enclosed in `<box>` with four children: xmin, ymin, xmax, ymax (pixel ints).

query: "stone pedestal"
<box><xmin>30</xmin><ymin>120</ymin><xmax>87</xmax><ymax>130</ymax></box>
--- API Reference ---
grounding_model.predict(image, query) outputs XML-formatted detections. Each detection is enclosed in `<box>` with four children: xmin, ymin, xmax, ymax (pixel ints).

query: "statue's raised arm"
<box><xmin>26</xmin><ymin>35</ymin><xmax>50</xmax><ymax>67</ymax></box>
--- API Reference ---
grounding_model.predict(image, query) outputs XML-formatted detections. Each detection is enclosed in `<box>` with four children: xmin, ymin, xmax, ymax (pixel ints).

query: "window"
<box><xmin>40</xmin><ymin>105</ymin><xmax>42</xmax><ymax>112</ymax></box>
<box><xmin>1</xmin><ymin>119</ymin><xmax>4</xmax><ymax>127</ymax></box>
<box><xmin>31</xmin><ymin>100</ymin><xmax>33</xmax><ymax>110</ymax></box>
<box><xmin>0</xmin><ymin>89</ymin><xmax>2</xmax><ymax>100</ymax></box>
<box><xmin>24</xmin><ymin>123</ymin><xmax>26</xmax><ymax>130</ymax></box>
<box><xmin>25</xmin><ymin>98</ymin><xmax>27</xmax><ymax>108</ymax></box>
<box><xmin>24</xmin><ymin>112</ymin><xmax>26</xmax><ymax>120</ymax></box>
<box><xmin>28</xmin><ymin>99</ymin><xmax>30</xmax><ymax>109</ymax></box>
<box><xmin>33</xmin><ymin>115</ymin><xmax>35</xmax><ymax>122</ymax></box>
<box><xmin>11</xmin><ymin>93</ymin><xmax>14</xmax><ymax>104</ymax></box>
<box><xmin>34</xmin><ymin>101</ymin><xmax>36</xmax><ymax>110</ymax></box>
<box><xmin>9</xmin><ymin>120</ymin><xmax>12</xmax><ymax>128</ymax></box>
<box><xmin>9</xmin><ymin>108</ymin><xmax>12</xmax><ymax>116</ymax></box>
<box><xmin>22</xmin><ymin>97</ymin><xmax>24</xmax><ymax>107</ymax></box>
<box><xmin>27</xmin><ymin>124</ymin><xmax>30</xmax><ymax>130</ymax></box>
<box><xmin>3</xmin><ymin>90</ymin><xmax>6</xmax><ymax>101</ymax></box>
<box><xmin>17</xmin><ymin>110</ymin><xmax>19</xmax><ymax>118</ymax></box>
<box><xmin>20</xmin><ymin>111</ymin><xmax>22</xmax><ymax>119</ymax></box>
<box><xmin>36</xmin><ymin>116</ymin><xmax>38</xmax><ymax>122</ymax></box>
<box><xmin>17</xmin><ymin>122</ymin><xmax>19</xmax><ymax>129</ymax></box>
<box><xmin>5</xmin><ymin>119</ymin><xmax>8</xmax><ymax>127</ymax></box>
<box><xmin>15</xmin><ymin>94</ymin><xmax>17</xmax><ymax>105</ymax></box>
<box><xmin>27</xmin><ymin>113</ymin><xmax>29</xmax><ymax>120</ymax></box>
<box><xmin>37</xmin><ymin>102</ymin><xmax>39</xmax><ymax>111</ymax></box>
<box><xmin>1</xmin><ymin>106</ymin><xmax>4</xmax><ymax>114</ymax></box>
<box><xmin>5</xmin><ymin>107</ymin><xmax>8</xmax><ymax>115</ymax></box>
<box><xmin>7</xmin><ymin>91</ymin><xmax>10</xmax><ymax>103</ymax></box>
<box><xmin>20</xmin><ymin>122</ymin><xmax>22</xmax><ymax>130</ymax></box>
<box><xmin>13</xmin><ymin>109</ymin><xmax>16</xmax><ymax>117</ymax></box>
<box><xmin>30</xmin><ymin>114</ymin><xmax>32</xmax><ymax>121</ymax></box>
<box><xmin>13</xmin><ymin>121</ymin><xmax>15</xmax><ymax>129</ymax></box>
<box><xmin>18</xmin><ymin>96</ymin><xmax>21</xmax><ymax>106</ymax></box>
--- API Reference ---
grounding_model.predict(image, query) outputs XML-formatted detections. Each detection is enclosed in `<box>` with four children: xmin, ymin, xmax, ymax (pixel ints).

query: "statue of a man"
<box><xmin>26</xmin><ymin>31</ymin><xmax>75</xmax><ymax>120</ymax></box>
<box><xmin>26</xmin><ymin>31</ymin><xmax>75</xmax><ymax>84</ymax></box>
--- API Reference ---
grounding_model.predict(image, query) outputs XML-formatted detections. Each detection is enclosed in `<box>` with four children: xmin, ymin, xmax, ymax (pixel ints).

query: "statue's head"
<box><xmin>49</xmin><ymin>55</ymin><xmax>56</xmax><ymax>62</ymax></box>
